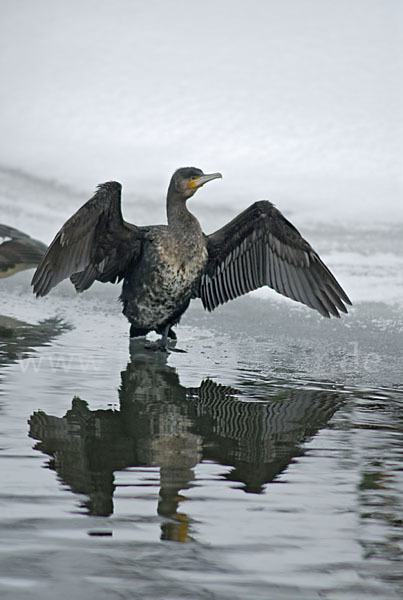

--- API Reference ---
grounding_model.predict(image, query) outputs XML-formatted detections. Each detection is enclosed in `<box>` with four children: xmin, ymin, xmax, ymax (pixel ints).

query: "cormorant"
<box><xmin>32</xmin><ymin>167</ymin><xmax>351</xmax><ymax>350</ymax></box>
<box><xmin>0</xmin><ymin>224</ymin><xmax>47</xmax><ymax>278</ymax></box>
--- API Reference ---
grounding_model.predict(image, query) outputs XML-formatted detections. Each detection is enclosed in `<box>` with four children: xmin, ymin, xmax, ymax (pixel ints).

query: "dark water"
<box><xmin>0</xmin><ymin>282</ymin><xmax>402</xmax><ymax>600</ymax></box>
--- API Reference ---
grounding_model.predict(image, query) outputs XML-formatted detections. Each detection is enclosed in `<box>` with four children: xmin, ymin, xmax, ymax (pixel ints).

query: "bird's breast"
<box><xmin>123</xmin><ymin>234</ymin><xmax>208</xmax><ymax>330</ymax></box>
<box><xmin>154</xmin><ymin>232</ymin><xmax>208</xmax><ymax>284</ymax></box>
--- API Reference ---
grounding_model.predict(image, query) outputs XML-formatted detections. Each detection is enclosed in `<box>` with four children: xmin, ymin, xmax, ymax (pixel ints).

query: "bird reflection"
<box><xmin>0</xmin><ymin>315</ymin><xmax>69</xmax><ymax>370</ymax></box>
<box><xmin>29</xmin><ymin>341</ymin><xmax>343</xmax><ymax>542</ymax></box>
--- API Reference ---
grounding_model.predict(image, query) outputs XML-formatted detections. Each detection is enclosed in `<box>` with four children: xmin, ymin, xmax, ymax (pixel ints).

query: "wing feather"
<box><xmin>0</xmin><ymin>224</ymin><xmax>47</xmax><ymax>278</ymax></box>
<box><xmin>199</xmin><ymin>200</ymin><xmax>351</xmax><ymax>318</ymax></box>
<box><xmin>32</xmin><ymin>182</ymin><xmax>143</xmax><ymax>296</ymax></box>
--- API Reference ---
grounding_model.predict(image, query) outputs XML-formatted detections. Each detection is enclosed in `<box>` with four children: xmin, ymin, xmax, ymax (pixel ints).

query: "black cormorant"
<box><xmin>0</xmin><ymin>224</ymin><xmax>47</xmax><ymax>278</ymax></box>
<box><xmin>32</xmin><ymin>167</ymin><xmax>351</xmax><ymax>349</ymax></box>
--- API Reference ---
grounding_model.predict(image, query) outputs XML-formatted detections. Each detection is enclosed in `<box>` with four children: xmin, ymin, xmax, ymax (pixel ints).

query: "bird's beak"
<box><xmin>189</xmin><ymin>172</ymin><xmax>222</xmax><ymax>189</ymax></box>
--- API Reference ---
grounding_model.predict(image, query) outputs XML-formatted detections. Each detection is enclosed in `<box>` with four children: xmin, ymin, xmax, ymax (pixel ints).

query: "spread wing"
<box><xmin>199</xmin><ymin>201</ymin><xmax>351</xmax><ymax>318</ymax></box>
<box><xmin>32</xmin><ymin>182</ymin><xmax>145</xmax><ymax>296</ymax></box>
<box><xmin>0</xmin><ymin>225</ymin><xmax>47</xmax><ymax>278</ymax></box>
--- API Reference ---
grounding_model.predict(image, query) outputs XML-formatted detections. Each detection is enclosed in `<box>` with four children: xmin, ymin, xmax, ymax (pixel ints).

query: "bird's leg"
<box><xmin>158</xmin><ymin>324</ymin><xmax>170</xmax><ymax>352</ymax></box>
<box><xmin>144</xmin><ymin>324</ymin><xmax>170</xmax><ymax>352</ymax></box>
<box><xmin>145</xmin><ymin>325</ymin><xmax>187</xmax><ymax>353</ymax></box>
<box><xmin>143</xmin><ymin>325</ymin><xmax>187</xmax><ymax>353</ymax></box>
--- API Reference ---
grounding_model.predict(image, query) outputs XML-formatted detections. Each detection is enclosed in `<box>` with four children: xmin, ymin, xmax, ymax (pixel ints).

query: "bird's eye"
<box><xmin>190</xmin><ymin>176</ymin><xmax>197</xmax><ymax>181</ymax></box>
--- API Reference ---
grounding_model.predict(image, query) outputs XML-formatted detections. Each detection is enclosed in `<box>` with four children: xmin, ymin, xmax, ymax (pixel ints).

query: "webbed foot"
<box><xmin>144</xmin><ymin>340</ymin><xmax>170</xmax><ymax>353</ymax></box>
<box><xmin>169</xmin><ymin>346</ymin><xmax>187</xmax><ymax>353</ymax></box>
<box><xmin>141</xmin><ymin>325</ymin><xmax>186</xmax><ymax>353</ymax></box>
<box><xmin>143</xmin><ymin>340</ymin><xmax>187</xmax><ymax>353</ymax></box>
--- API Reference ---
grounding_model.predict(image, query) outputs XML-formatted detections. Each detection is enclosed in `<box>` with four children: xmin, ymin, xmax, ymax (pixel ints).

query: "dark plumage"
<box><xmin>0</xmin><ymin>224</ymin><xmax>47</xmax><ymax>278</ymax></box>
<box><xmin>32</xmin><ymin>167</ymin><xmax>351</xmax><ymax>349</ymax></box>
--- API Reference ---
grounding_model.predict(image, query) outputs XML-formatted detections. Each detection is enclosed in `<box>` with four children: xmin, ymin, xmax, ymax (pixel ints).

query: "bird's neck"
<box><xmin>166</xmin><ymin>193</ymin><xmax>201</xmax><ymax>235</ymax></box>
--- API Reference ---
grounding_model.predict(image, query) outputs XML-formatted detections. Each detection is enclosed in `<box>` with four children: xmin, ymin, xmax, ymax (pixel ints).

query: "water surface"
<box><xmin>0</xmin><ymin>270</ymin><xmax>402</xmax><ymax>599</ymax></box>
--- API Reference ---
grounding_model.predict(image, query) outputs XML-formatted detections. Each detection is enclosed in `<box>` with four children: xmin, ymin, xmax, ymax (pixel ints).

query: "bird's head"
<box><xmin>169</xmin><ymin>167</ymin><xmax>222</xmax><ymax>200</ymax></box>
